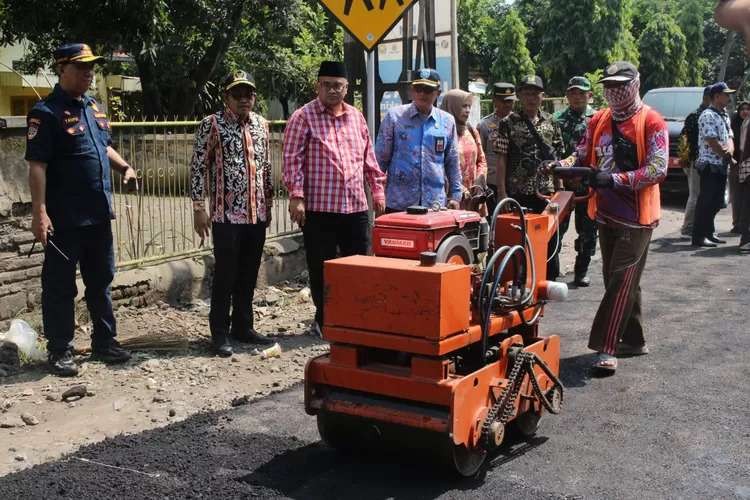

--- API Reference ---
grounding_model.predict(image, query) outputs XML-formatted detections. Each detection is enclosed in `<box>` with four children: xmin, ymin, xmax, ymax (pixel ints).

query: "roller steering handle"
<box><xmin>551</xmin><ymin>166</ymin><xmax>594</xmax><ymax>178</ymax></box>
<box><xmin>536</xmin><ymin>166</ymin><xmax>594</xmax><ymax>203</ymax></box>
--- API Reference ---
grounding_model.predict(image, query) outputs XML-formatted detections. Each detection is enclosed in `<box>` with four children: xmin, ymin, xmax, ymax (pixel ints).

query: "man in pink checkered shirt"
<box><xmin>282</xmin><ymin>60</ymin><xmax>386</xmax><ymax>337</ymax></box>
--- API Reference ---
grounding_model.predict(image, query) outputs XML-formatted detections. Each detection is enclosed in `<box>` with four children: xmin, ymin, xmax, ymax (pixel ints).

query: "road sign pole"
<box><xmin>450</xmin><ymin>0</ymin><xmax>459</xmax><ymax>88</ymax></box>
<box><xmin>367</xmin><ymin>50</ymin><xmax>376</xmax><ymax>141</ymax></box>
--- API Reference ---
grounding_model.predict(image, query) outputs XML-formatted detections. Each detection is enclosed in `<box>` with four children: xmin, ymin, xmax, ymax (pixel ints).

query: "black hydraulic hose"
<box><xmin>488</xmin><ymin>198</ymin><xmax>526</xmax><ymax>259</ymax></box>
<box><xmin>478</xmin><ymin>245</ymin><xmax>511</xmax><ymax>342</ymax></box>
<box><xmin>481</xmin><ymin>244</ymin><xmax>526</xmax><ymax>364</ymax></box>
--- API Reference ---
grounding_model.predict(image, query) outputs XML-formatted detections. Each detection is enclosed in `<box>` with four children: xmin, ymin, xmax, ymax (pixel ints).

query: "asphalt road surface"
<box><xmin>1</xmin><ymin>219</ymin><xmax>749</xmax><ymax>499</ymax></box>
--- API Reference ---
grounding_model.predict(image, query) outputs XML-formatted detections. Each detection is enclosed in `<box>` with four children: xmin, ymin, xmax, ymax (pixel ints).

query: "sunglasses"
<box><xmin>229</xmin><ymin>88</ymin><xmax>256</xmax><ymax>100</ymax></box>
<box><xmin>413</xmin><ymin>84</ymin><xmax>437</xmax><ymax>94</ymax></box>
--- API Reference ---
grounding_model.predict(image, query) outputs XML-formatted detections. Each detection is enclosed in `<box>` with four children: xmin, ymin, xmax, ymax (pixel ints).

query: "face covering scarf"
<box><xmin>604</xmin><ymin>76</ymin><xmax>643</xmax><ymax>121</ymax></box>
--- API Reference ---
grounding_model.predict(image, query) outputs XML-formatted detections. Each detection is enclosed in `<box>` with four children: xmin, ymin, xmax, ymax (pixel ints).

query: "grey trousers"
<box><xmin>681</xmin><ymin>165</ymin><xmax>701</xmax><ymax>234</ymax></box>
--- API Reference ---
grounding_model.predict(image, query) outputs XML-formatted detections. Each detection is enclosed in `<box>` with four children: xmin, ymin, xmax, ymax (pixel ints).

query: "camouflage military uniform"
<box><xmin>497</xmin><ymin>111</ymin><xmax>564</xmax><ymax>196</ymax></box>
<box><xmin>555</xmin><ymin>105</ymin><xmax>595</xmax><ymax>158</ymax></box>
<box><xmin>553</xmin><ymin>105</ymin><xmax>598</xmax><ymax>282</ymax></box>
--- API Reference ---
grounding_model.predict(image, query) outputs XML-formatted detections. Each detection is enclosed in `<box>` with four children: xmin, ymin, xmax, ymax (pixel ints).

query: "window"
<box><xmin>10</xmin><ymin>96</ymin><xmax>39</xmax><ymax>116</ymax></box>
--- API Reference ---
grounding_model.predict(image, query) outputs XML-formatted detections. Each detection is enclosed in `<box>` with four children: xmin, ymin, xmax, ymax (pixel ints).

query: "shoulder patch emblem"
<box><xmin>27</xmin><ymin>124</ymin><xmax>39</xmax><ymax>140</ymax></box>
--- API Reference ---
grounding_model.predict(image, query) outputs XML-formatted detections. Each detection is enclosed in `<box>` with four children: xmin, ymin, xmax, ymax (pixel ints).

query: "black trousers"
<box><xmin>692</xmin><ymin>169</ymin><xmax>728</xmax><ymax>243</ymax></box>
<box><xmin>559</xmin><ymin>200</ymin><xmax>598</xmax><ymax>277</ymax></box>
<box><xmin>302</xmin><ymin>211</ymin><xmax>369</xmax><ymax>326</ymax></box>
<box><xmin>737</xmin><ymin>179</ymin><xmax>750</xmax><ymax>247</ymax></box>
<box><xmin>209</xmin><ymin>222</ymin><xmax>266</xmax><ymax>342</ymax></box>
<box><xmin>42</xmin><ymin>222</ymin><xmax>116</xmax><ymax>353</ymax></box>
<box><xmin>510</xmin><ymin>193</ymin><xmax>561</xmax><ymax>280</ymax></box>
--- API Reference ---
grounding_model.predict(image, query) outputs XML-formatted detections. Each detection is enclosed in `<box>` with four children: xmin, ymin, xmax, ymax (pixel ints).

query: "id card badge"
<box><xmin>434</xmin><ymin>136</ymin><xmax>446</xmax><ymax>153</ymax></box>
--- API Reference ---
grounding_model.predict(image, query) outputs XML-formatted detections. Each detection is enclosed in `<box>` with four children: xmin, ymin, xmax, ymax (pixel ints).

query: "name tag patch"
<box><xmin>434</xmin><ymin>136</ymin><xmax>445</xmax><ymax>153</ymax></box>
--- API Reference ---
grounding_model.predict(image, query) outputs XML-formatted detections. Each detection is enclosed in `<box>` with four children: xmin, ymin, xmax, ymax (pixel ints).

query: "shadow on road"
<box><xmin>559</xmin><ymin>352</ymin><xmax>596</xmax><ymax>388</ymax></box>
<box><xmin>241</xmin><ymin>440</ymin><xmax>486</xmax><ymax>499</ymax></box>
<box><xmin>241</xmin><ymin>430</ymin><xmax>552</xmax><ymax>499</ymax></box>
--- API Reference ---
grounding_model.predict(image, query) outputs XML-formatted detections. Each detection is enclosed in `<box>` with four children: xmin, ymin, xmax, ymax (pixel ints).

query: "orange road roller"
<box><xmin>305</xmin><ymin>185</ymin><xmax>582</xmax><ymax>476</ymax></box>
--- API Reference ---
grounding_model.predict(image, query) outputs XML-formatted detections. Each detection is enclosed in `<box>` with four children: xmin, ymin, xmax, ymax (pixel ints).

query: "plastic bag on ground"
<box><xmin>2</xmin><ymin>319</ymin><xmax>47</xmax><ymax>362</ymax></box>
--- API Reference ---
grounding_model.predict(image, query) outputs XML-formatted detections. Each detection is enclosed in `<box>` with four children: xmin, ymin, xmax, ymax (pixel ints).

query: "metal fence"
<box><xmin>109</xmin><ymin>120</ymin><xmax>296</xmax><ymax>267</ymax></box>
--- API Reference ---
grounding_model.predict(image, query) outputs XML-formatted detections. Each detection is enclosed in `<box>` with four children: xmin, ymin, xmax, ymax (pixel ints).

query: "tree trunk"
<box><xmin>135</xmin><ymin>55</ymin><xmax>163</xmax><ymax>119</ymax></box>
<box><xmin>719</xmin><ymin>31</ymin><xmax>737</xmax><ymax>82</ymax></box>
<box><xmin>280</xmin><ymin>96</ymin><xmax>290</xmax><ymax>119</ymax></box>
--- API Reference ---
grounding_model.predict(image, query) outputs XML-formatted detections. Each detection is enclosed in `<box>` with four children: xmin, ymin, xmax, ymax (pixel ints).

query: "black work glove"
<box><xmin>588</xmin><ymin>170</ymin><xmax>614</xmax><ymax>188</ymax></box>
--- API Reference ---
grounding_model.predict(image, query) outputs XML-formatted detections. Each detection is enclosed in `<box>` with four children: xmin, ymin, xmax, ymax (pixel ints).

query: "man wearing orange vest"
<box><xmin>555</xmin><ymin>61</ymin><xmax>668</xmax><ymax>374</ymax></box>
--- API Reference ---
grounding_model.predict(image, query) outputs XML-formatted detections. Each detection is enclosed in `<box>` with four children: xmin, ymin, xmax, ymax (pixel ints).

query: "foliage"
<box><xmin>677</xmin><ymin>0</ymin><xmax>709</xmax><ymax>85</ymax></box>
<box><xmin>583</xmin><ymin>69</ymin><xmax>606</xmax><ymax>108</ymax></box>
<box><xmin>229</xmin><ymin>1</ymin><xmax>343</xmax><ymax>117</ymax></box>
<box><xmin>457</xmin><ymin>0</ymin><xmax>498</xmax><ymax>88</ymax></box>
<box><xmin>0</xmin><ymin>0</ymin><xmax>306</xmax><ymax>117</ymax></box>
<box><xmin>536</xmin><ymin>0</ymin><xmax>638</xmax><ymax>94</ymax></box>
<box><xmin>638</xmin><ymin>13</ymin><xmax>688</xmax><ymax>92</ymax></box>
<box><xmin>489</xmin><ymin>8</ymin><xmax>535</xmax><ymax>86</ymax></box>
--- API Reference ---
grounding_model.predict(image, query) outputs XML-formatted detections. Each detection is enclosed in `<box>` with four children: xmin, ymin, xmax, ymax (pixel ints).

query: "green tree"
<box><xmin>515</xmin><ymin>0</ymin><xmax>550</xmax><ymax>59</ymax></box>
<box><xmin>677</xmin><ymin>0</ymin><xmax>710</xmax><ymax>85</ymax></box>
<box><xmin>638</xmin><ymin>13</ymin><xmax>688</xmax><ymax>91</ymax></box>
<box><xmin>0</xmin><ymin>0</ymin><xmax>298</xmax><ymax>117</ymax></box>
<box><xmin>536</xmin><ymin>0</ymin><xmax>639</xmax><ymax>95</ymax></box>
<box><xmin>490</xmin><ymin>8</ymin><xmax>535</xmax><ymax>85</ymax></box>
<box><xmin>457</xmin><ymin>0</ymin><xmax>498</xmax><ymax>89</ymax></box>
<box><xmin>230</xmin><ymin>1</ymin><xmax>342</xmax><ymax>118</ymax></box>
<box><xmin>584</xmin><ymin>69</ymin><xmax>606</xmax><ymax>108</ymax></box>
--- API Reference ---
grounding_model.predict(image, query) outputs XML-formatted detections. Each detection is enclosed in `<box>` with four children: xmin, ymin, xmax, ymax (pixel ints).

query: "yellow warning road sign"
<box><xmin>318</xmin><ymin>0</ymin><xmax>418</xmax><ymax>51</ymax></box>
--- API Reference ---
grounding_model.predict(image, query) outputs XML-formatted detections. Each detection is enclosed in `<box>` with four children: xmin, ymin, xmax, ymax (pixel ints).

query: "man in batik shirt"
<box><xmin>191</xmin><ymin>70</ymin><xmax>274</xmax><ymax>357</ymax></box>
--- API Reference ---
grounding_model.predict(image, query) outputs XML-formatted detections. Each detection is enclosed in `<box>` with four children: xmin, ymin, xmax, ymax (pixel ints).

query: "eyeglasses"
<box><xmin>229</xmin><ymin>89</ymin><xmax>256</xmax><ymax>100</ymax></box>
<box><xmin>412</xmin><ymin>85</ymin><xmax>437</xmax><ymax>94</ymax></box>
<box><xmin>320</xmin><ymin>81</ymin><xmax>348</xmax><ymax>92</ymax></box>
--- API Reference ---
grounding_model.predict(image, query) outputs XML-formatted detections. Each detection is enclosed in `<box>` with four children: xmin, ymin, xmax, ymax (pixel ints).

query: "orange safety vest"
<box><xmin>585</xmin><ymin>105</ymin><xmax>660</xmax><ymax>226</ymax></box>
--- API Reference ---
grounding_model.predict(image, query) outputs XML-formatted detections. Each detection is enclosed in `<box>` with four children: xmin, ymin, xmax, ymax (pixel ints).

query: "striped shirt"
<box><xmin>282</xmin><ymin>98</ymin><xmax>385</xmax><ymax>213</ymax></box>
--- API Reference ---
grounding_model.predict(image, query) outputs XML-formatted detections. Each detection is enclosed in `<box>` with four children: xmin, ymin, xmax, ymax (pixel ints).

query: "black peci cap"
<box><xmin>318</xmin><ymin>61</ymin><xmax>348</xmax><ymax>79</ymax></box>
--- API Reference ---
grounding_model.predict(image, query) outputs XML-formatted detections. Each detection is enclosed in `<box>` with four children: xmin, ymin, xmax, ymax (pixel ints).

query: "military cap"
<box><xmin>411</xmin><ymin>68</ymin><xmax>441</xmax><ymax>89</ymax></box>
<box><xmin>709</xmin><ymin>81</ymin><xmax>736</xmax><ymax>96</ymax></box>
<box><xmin>492</xmin><ymin>82</ymin><xmax>517</xmax><ymax>101</ymax></box>
<box><xmin>600</xmin><ymin>61</ymin><xmax>638</xmax><ymax>83</ymax></box>
<box><xmin>223</xmin><ymin>70</ymin><xmax>256</xmax><ymax>91</ymax></box>
<box><xmin>53</xmin><ymin>43</ymin><xmax>105</xmax><ymax>65</ymax></box>
<box><xmin>518</xmin><ymin>75</ymin><xmax>544</xmax><ymax>91</ymax></box>
<box><xmin>567</xmin><ymin>76</ymin><xmax>592</xmax><ymax>92</ymax></box>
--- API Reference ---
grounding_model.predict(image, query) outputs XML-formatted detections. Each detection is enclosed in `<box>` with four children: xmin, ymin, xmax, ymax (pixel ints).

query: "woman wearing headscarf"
<box><xmin>555</xmin><ymin>62</ymin><xmax>668</xmax><ymax>374</ymax></box>
<box><xmin>730</xmin><ymin>101</ymin><xmax>750</xmax><ymax>233</ymax></box>
<box><xmin>440</xmin><ymin>89</ymin><xmax>488</xmax><ymax>216</ymax></box>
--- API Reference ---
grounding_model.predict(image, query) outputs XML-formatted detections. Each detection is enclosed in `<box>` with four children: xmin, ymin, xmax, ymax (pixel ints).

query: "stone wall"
<box><xmin>0</xmin><ymin>212</ymin><xmax>305</xmax><ymax>333</ymax></box>
<box><xmin>0</xmin><ymin>119</ymin><xmax>32</xmax><ymax>218</ymax></box>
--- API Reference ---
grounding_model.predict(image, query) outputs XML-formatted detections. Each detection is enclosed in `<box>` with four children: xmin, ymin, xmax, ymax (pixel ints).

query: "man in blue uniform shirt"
<box><xmin>25</xmin><ymin>43</ymin><xmax>136</xmax><ymax>376</ymax></box>
<box><xmin>375</xmin><ymin>68</ymin><xmax>462</xmax><ymax>211</ymax></box>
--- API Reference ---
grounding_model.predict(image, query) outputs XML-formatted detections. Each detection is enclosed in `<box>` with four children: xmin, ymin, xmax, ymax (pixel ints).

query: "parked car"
<box><xmin>642</xmin><ymin>87</ymin><xmax>705</xmax><ymax>194</ymax></box>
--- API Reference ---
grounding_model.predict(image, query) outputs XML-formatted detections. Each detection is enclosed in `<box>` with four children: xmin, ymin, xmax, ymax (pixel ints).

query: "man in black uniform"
<box><xmin>25</xmin><ymin>43</ymin><xmax>135</xmax><ymax>376</ymax></box>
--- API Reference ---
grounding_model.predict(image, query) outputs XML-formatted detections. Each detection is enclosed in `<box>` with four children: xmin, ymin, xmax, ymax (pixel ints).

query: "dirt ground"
<box><xmin>0</xmin><ymin>202</ymin><xmax>689</xmax><ymax>477</ymax></box>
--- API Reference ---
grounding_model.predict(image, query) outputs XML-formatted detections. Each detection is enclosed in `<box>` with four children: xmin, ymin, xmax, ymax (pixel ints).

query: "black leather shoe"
<box><xmin>231</xmin><ymin>329</ymin><xmax>274</xmax><ymax>345</ymax></box>
<box><xmin>707</xmin><ymin>234</ymin><xmax>726</xmax><ymax>244</ymax></box>
<box><xmin>91</xmin><ymin>341</ymin><xmax>132</xmax><ymax>364</ymax></box>
<box><xmin>729</xmin><ymin>226</ymin><xmax>741</xmax><ymax>234</ymax></box>
<box><xmin>48</xmin><ymin>350</ymin><xmax>78</xmax><ymax>377</ymax></box>
<box><xmin>692</xmin><ymin>238</ymin><xmax>717</xmax><ymax>248</ymax></box>
<box><xmin>574</xmin><ymin>274</ymin><xmax>591</xmax><ymax>287</ymax></box>
<box><xmin>212</xmin><ymin>340</ymin><xmax>233</xmax><ymax>357</ymax></box>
